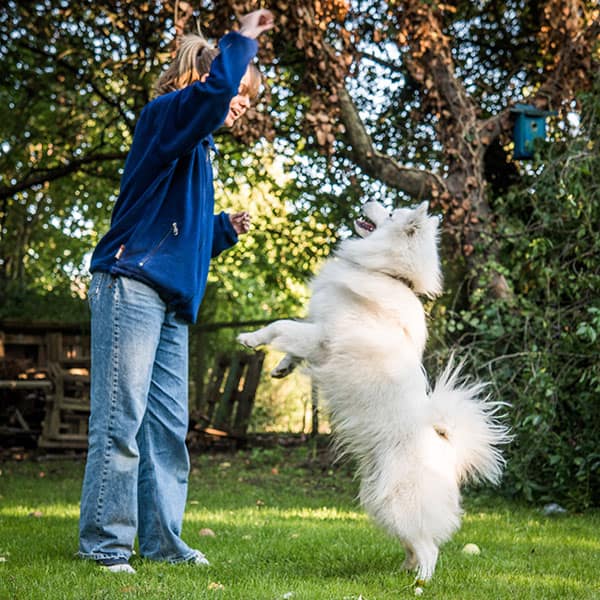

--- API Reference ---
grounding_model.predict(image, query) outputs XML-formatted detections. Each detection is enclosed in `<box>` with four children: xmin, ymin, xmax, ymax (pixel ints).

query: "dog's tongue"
<box><xmin>356</xmin><ymin>219</ymin><xmax>375</xmax><ymax>232</ymax></box>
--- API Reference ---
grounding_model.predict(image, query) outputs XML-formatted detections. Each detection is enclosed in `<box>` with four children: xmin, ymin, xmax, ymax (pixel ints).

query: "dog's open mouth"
<box><xmin>354</xmin><ymin>217</ymin><xmax>376</xmax><ymax>238</ymax></box>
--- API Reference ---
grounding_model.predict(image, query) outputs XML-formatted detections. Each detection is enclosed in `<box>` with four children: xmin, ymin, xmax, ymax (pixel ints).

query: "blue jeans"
<box><xmin>79</xmin><ymin>273</ymin><xmax>195</xmax><ymax>562</ymax></box>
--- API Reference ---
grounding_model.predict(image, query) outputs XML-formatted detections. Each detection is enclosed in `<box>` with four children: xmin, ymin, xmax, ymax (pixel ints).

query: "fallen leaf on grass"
<box><xmin>208</xmin><ymin>582</ymin><xmax>225</xmax><ymax>591</ymax></box>
<box><xmin>199</xmin><ymin>528</ymin><xmax>216</xmax><ymax>537</ymax></box>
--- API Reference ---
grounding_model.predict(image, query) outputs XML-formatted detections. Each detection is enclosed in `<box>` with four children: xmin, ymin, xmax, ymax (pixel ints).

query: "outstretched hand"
<box><xmin>229</xmin><ymin>211</ymin><xmax>251</xmax><ymax>235</ymax></box>
<box><xmin>239</xmin><ymin>9</ymin><xmax>275</xmax><ymax>39</ymax></box>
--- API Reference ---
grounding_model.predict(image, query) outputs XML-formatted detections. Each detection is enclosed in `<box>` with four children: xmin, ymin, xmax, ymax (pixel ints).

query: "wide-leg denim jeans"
<box><xmin>79</xmin><ymin>273</ymin><xmax>196</xmax><ymax>562</ymax></box>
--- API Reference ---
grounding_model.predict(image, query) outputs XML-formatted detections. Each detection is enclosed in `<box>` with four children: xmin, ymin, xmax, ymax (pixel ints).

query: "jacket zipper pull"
<box><xmin>172</xmin><ymin>222</ymin><xmax>179</xmax><ymax>236</ymax></box>
<box><xmin>115</xmin><ymin>244</ymin><xmax>125</xmax><ymax>260</ymax></box>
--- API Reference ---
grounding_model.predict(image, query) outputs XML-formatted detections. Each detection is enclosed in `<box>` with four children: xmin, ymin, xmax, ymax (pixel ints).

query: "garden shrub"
<box><xmin>432</xmin><ymin>83</ymin><xmax>600</xmax><ymax>509</ymax></box>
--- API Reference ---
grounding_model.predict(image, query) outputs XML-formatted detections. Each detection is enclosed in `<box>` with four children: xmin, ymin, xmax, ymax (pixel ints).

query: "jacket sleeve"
<box><xmin>155</xmin><ymin>32</ymin><xmax>258</xmax><ymax>163</ymax></box>
<box><xmin>211</xmin><ymin>211</ymin><xmax>239</xmax><ymax>258</ymax></box>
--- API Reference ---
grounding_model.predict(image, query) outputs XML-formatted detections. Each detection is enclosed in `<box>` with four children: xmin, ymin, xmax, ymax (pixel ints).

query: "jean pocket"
<box><xmin>87</xmin><ymin>273</ymin><xmax>109</xmax><ymax>309</ymax></box>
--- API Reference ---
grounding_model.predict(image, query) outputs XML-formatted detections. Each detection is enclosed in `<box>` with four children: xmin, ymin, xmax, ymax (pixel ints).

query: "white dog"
<box><xmin>238</xmin><ymin>200</ymin><xmax>509</xmax><ymax>581</ymax></box>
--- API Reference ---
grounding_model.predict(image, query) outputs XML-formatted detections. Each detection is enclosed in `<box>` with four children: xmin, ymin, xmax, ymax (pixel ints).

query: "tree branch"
<box><xmin>359</xmin><ymin>49</ymin><xmax>402</xmax><ymax>72</ymax></box>
<box><xmin>337</xmin><ymin>87</ymin><xmax>444</xmax><ymax>199</ymax></box>
<box><xmin>0</xmin><ymin>152</ymin><xmax>127</xmax><ymax>201</ymax></box>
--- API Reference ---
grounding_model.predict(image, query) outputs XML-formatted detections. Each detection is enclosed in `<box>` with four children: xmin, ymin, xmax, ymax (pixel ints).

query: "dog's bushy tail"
<box><xmin>428</xmin><ymin>359</ymin><xmax>511</xmax><ymax>485</ymax></box>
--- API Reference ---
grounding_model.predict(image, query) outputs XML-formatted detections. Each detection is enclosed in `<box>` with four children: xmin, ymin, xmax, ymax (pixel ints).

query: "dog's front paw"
<box><xmin>237</xmin><ymin>332</ymin><xmax>260</xmax><ymax>348</ymax></box>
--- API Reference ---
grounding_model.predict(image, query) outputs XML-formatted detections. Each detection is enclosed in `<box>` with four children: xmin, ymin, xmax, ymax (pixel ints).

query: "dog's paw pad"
<box><xmin>271</xmin><ymin>365</ymin><xmax>293</xmax><ymax>378</ymax></box>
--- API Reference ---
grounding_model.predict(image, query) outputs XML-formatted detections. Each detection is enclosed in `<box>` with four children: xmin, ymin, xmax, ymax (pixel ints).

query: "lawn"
<box><xmin>0</xmin><ymin>444</ymin><xmax>598</xmax><ymax>600</ymax></box>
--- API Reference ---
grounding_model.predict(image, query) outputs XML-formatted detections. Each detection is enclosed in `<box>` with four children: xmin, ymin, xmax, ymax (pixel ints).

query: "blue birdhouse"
<box><xmin>511</xmin><ymin>103</ymin><xmax>557</xmax><ymax>159</ymax></box>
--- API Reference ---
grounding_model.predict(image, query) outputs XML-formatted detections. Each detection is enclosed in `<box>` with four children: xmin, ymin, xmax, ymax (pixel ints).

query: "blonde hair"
<box><xmin>154</xmin><ymin>33</ymin><xmax>262</xmax><ymax>99</ymax></box>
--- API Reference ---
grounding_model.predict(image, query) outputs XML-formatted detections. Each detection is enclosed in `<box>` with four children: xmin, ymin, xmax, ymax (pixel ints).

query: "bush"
<box><xmin>432</xmin><ymin>84</ymin><xmax>600</xmax><ymax>509</ymax></box>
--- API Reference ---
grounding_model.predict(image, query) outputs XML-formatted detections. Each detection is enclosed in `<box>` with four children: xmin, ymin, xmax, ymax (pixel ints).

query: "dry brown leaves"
<box><xmin>174</xmin><ymin>0</ymin><xmax>355</xmax><ymax>151</ymax></box>
<box><xmin>536</xmin><ymin>0</ymin><xmax>600</xmax><ymax>109</ymax></box>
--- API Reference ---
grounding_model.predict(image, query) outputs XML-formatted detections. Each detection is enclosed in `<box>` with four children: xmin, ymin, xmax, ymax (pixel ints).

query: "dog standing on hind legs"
<box><xmin>238</xmin><ymin>200</ymin><xmax>510</xmax><ymax>582</ymax></box>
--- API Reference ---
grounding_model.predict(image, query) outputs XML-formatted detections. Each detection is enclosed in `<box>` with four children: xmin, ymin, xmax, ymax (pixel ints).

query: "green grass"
<box><xmin>0</xmin><ymin>445</ymin><xmax>599</xmax><ymax>599</ymax></box>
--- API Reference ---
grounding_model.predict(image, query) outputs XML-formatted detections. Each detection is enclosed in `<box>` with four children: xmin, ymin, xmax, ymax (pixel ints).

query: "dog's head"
<box><xmin>338</xmin><ymin>200</ymin><xmax>442</xmax><ymax>297</ymax></box>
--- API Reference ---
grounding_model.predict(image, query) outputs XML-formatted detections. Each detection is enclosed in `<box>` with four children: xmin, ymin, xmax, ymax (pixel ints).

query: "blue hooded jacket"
<box><xmin>90</xmin><ymin>31</ymin><xmax>258</xmax><ymax>323</ymax></box>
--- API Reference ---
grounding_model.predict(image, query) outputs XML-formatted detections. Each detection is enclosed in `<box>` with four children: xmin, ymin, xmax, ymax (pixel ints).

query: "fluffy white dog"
<box><xmin>238</xmin><ymin>200</ymin><xmax>509</xmax><ymax>581</ymax></box>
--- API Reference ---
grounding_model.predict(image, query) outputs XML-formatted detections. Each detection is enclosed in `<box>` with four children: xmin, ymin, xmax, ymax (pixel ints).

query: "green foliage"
<box><xmin>207</xmin><ymin>147</ymin><xmax>337</xmax><ymax>323</ymax></box>
<box><xmin>1</xmin><ymin>1</ymin><xmax>345</xmax><ymax>322</ymax></box>
<box><xmin>431</xmin><ymin>82</ymin><xmax>600</xmax><ymax>509</ymax></box>
<box><xmin>0</xmin><ymin>0</ymin><xmax>138</xmax><ymax>313</ymax></box>
<box><xmin>0</xmin><ymin>280</ymin><xmax>89</xmax><ymax>322</ymax></box>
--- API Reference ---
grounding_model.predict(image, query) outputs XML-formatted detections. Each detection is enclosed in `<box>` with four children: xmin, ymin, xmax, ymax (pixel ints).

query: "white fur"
<box><xmin>238</xmin><ymin>201</ymin><xmax>509</xmax><ymax>581</ymax></box>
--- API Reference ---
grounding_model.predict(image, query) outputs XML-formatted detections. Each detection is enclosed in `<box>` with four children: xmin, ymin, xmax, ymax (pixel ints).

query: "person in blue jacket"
<box><xmin>78</xmin><ymin>9</ymin><xmax>275</xmax><ymax>574</ymax></box>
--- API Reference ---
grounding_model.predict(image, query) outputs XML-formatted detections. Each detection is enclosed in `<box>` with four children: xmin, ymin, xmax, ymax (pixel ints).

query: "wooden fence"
<box><xmin>0</xmin><ymin>319</ymin><xmax>271</xmax><ymax>450</ymax></box>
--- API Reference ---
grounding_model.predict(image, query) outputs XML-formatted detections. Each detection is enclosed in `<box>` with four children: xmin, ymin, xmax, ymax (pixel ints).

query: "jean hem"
<box><xmin>169</xmin><ymin>551</ymin><xmax>198</xmax><ymax>564</ymax></box>
<box><xmin>141</xmin><ymin>550</ymin><xmax>198</xmax><ymax>564</ymax></box>
<box><xmin>78</xmin><ymin>551</ymin><xmax>132</xmax><ymax>562</ymax></box>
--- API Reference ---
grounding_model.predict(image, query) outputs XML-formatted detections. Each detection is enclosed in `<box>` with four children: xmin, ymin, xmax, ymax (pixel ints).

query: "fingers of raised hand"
<box><xmin>239</xmin><ymin>9</ymin><xmax>275</xmax><ymax>38</ymax></box>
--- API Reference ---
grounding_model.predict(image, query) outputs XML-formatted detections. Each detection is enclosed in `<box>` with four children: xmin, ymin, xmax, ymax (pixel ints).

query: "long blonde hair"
<box><xmin>154</xmin><ymin>33</ymin><xmax>261</xmax><ymax>99</ymax></box>
<box><xmin>154</xmin><ymin>34</ymin><xmax>219</xmax><ymax>96</ymax></box>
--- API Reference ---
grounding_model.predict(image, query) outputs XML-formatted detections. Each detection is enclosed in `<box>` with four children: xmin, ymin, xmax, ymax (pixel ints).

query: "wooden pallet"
<box><xmin>194</xmin><ymin>351</ymin><xmax>265</xmax><ymax>442</ymax></box>
<box><xmin>1</xmin><ymin>325</ymin><xmax>91</xmax><ymax>449</ymax></box>
<box><xmin>38</xmin><ymin>357</ymin><xmax>90</xmax><ymax>449</ymax></box>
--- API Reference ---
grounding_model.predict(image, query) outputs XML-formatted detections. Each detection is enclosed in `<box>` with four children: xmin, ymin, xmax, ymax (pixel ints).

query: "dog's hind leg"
<box><xmin>401</xmin><ymin>544</ymin><xmax>418</xmax><ymax>572</ymax></box>
<box><xmin>271</xmin><ymin>353</ymin><xmax>299</xmax><ymax>378</ymax></box>
<box><xmin>238</xmin><ymin>320</ymin><xmax>322</xmax><ymax>362</ymax></box>
<box><xmin>412</xmin><ymin>539</ymin><xmax>439</xmax><ymax>582</ymax></box>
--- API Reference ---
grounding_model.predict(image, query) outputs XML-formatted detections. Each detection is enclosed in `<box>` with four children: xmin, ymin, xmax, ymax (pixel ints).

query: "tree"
<box><xmin>2</xmin><ymin>1</ymin><xmax>598</xmax><ymax>311</ymax></box>
<box><xmin>430</xmin><ymin>75</ymin><xmax>600</xmax><ymax>508</ymax></box>
<box><xmin>258</xmin><ymin>0</ymin><xmax>598</xmax><ymax>296</ymax></box>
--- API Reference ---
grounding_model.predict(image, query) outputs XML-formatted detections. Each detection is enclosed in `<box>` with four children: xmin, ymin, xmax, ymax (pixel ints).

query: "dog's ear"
<box><xmin>405</xmin><ymin>201</ymin><xmax>429</xmax><ymax>236</ymax></box>
<box><xmin>416</xmin><ymin>201</ymin><xmax>429</xmax><ymax>215</ymax></box>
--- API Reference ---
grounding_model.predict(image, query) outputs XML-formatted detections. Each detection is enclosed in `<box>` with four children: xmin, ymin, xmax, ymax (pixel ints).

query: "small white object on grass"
<box><xmin>414</xmin><ymin>586</ymin><xmax>424</xmax><ymax>596</ymax></box>
<box><xmin>542</xmin><ymin>502</ymin><xmax>567</xmax><ymax>516</ymax></box>
<box><xmin>462</xmin><ymin>543</ymin><xmax>481</xmax><ymax>555</ymax></box>
<box><xmin>101</xmin><ymin>563</ymin><xmax>136</xmax><ymax>574</ymax></box>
